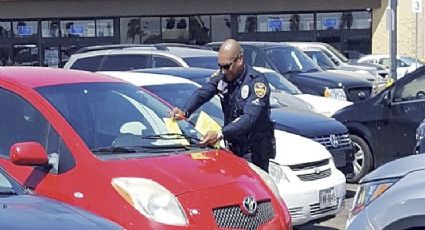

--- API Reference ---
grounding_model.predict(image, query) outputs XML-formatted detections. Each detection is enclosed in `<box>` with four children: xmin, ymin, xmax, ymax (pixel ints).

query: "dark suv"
<box><xmin>207</xmin><ymin>42</ymin><xmax>373</xmax><ymax>103</ymax></box>
<box><xmin>333</xmin><ymin>66</ymin><xmax>425</xmax><ymax>181</ymax></box>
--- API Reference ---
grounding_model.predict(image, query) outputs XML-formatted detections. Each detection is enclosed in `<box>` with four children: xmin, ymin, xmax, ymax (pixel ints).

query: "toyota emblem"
<box><xmin>329</xmin><ymin>134</ymin><xmax>339</xmax><ymax>148</ymax></box>
<box><xmin>242</xmin><ymin>196</ymin><xmax>258</xmax><ymax>215</ymax></box>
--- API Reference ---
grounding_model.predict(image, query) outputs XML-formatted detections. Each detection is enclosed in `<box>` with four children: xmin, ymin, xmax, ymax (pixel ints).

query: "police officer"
<box><xmin>170</xmin><ymin>39</ymin><xmax>275</xmax><ymax>172</ymax></box>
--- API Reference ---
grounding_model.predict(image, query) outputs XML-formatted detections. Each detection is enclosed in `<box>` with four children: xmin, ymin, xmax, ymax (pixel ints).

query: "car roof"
<box><xmin>208</xmin><ymin>41</ymin><xmax>292</xmax><ymax>49</ymax></box>
<box><xmin>75</xmin><ymin>43</ymin><xmax>212</xmax><ymax>54</ymax></box>
<box><xmin>154</xmin><ymin>47</ymin><xmax>217</xmax><ymax>58</ymax></box>
<box><xmin>97</xmin><ymin>71</ymin><xmax>199</xmax><ymax>87</ymax></box>
<box><xmin>0</xmin><ymin>67</ymin><xmax>122</xmax><ymax>88</ymax></box>
<box><xmin>134</xmin><ymin>67</ymin><xmax>215</xmax><ymax>79</ymax></box>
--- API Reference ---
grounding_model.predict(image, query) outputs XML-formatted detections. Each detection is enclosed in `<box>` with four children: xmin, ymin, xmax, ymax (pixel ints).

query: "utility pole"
<box><xmin>388</xmin><ymin>0</ymin><xmax>398</xmax><ymax>81</ymax></box>
<box><xmin>412</xmin><ymin>0</ymin><xmax>422</xmax><ymax>68</ymax></box>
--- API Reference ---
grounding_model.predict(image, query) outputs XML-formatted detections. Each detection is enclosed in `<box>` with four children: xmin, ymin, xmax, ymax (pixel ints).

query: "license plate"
<box><xmin>319</xmin><ymin>187</ymin><xmax>337</xmax><ymax>209</ymax></box>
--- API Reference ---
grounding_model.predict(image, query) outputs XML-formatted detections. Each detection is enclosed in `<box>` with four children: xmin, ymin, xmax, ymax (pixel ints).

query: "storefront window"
<box><xmin>42</xmin><ymin>21</ymin><xmax>59</xmax><ymax>38</ymax></box>
<box><xmin>257</xmin><ymin>14</ymin><xmax>287</xmax><ymax>32</ymax></box>
<box><xmin>0</xmin><ymin>22</ymin><xmax>12</xmax><ymax>38</ymax></box>
<box><xmin>316</xmin><ymin>12</ymin><xmax>343</xmax><ymax>30</ymax></box>
<box><xmin>189</xmin><ymin>16</ymin><xmax>210</xmax><ymax>45</ymax></box>
<box><xmin>349</xmin><ymin>11</ymin><xmax>372</xmax><ymax>29</ymax></box>
<box><xmin>13</xmin><ymin>21</ymin><xmax>38</xmax><ymax>38</ymax></box>
<box><xmin>289</xmin><ymin>13</ymin><xmax>314</xmax><ymax>31</ymax></box>
<box><xmin>61</xmin><ymin>20</ymin><xmax>95</xmax><ymax>37</ymax></box>
<box><xmin>238</xmin><ymin>15</ymin><xmax>257</xmax><ymax>33</ymax></box>
<box><xmin>141</xmin><ymin>17</ymin><xmax>161</xmax><ymax>43</ymax></box>
<box><xmin>121</xmin><ymin>17</ymin><xmax>141</xmax><ymax>43</ymax></box>
<box><xmin>96</xmin><ymin>19</ymin><xmax>113</xmax><ymax>37</ymax></box>
<box><xmin>211</xmin><ymin>15</ymin><xmax>231</xmax><ymax>42</ymax></box>
<box><xmin>162</xmin><ymin>17</ymin><xmax>189</xmax><ymax>42</ymax></box>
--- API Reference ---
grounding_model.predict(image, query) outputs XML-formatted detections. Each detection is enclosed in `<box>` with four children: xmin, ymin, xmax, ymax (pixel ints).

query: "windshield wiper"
<box><xmin>0</xmin><ymin>189</ymin><xmax>18</xmax><ymax>195</ymax></box>
<box><xmin>141</xmin><ymin>133</ymin><xmax>201</xmax><ymax>142</ymax></box>
<box><xmin>304</xmin><ymin>68</ymin><xmax>321</xmax><ymax>73</ymax></box>
<box><xmin>91</xmin><ymin>146</ymin><xmax>137</xmax><ymax>153</ymax></box>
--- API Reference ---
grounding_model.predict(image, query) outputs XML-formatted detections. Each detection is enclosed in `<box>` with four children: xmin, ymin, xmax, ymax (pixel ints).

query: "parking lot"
<box><xmin>296</xmin><ymin>183</ymin><xmax>358</xmax><ymax>230</ymax></box>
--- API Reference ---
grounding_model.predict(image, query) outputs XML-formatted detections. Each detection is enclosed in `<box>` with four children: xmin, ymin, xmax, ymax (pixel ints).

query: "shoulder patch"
<box><xmin>254</xmin><ymin>82</ymin><xmax>267</xmax><ymax>98</ymax></box>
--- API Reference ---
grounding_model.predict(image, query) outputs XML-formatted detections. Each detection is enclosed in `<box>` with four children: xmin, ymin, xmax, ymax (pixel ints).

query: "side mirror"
<box><xmin>10</xmin><ymin>142</ymin><xmax>49</xmax><ymax>166</ymax></box>
<box><xmin>381</xmin><ymin>90</ymin><xmax>392</xmax><ymax>106</ymax></box>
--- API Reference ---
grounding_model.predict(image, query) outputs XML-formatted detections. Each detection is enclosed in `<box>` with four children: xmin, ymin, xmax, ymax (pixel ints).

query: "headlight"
<box><xmin>248</xmin><ymin>162</ymin><xmax>281</xmax><ymax>199</ymax></box>
<box><xmin>111</xmin><ymin>177</ymin><xmax>188</xmax><ymax>226</ymax></box>
<box><xmin>324</xmin><ymin>87</ymin><xmax>347</xmax><ymax>101</ymax></box>
<box><xmin>348</xmin><ymin>178</ymin><xmax>399</xmax><ymax>222</ymax></box>
<box><xmin>268</xmin><ymin>161</ymin><xmax>290</xmax><ymax>184</ymax></box>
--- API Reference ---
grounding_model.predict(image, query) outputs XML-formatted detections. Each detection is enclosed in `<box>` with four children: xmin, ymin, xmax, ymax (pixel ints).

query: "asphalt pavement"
<box><xmin>295</xmin><ymin>183</ymin><xmax>358</xmax><ymax>230</ymax></box>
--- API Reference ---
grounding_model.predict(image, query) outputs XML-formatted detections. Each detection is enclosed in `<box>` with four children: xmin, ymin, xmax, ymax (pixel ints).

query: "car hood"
<box><xmin>361</xmin><ymin>154</ymin><xmax>425</xmax><ymax>183</ymax></box>
<box><xmin>294</xmin><ymin>71</ymin><xmax>372</xmax><ymax>88</ymax></box>
<box><xmin>0</xmin><ymin>195</ymin><xmax>117</xmax><ymax>229</ymax></box>
<box><xmin>271</xmin><ymin>91</ymin><xmax>312</xmax><ymax>112</ymax></box>
<box><xmin>294</xmin><ymin>94</ymin><xmax>352</xmax><ymax>117</ymax></box>
<box><xmin>327</xmin><ymin>69</ymin><xmax>376</xmax><ymax>82</ymax></box>
<box><xmin>271</xmin><ymin>107</ymin><xmax>348</xmax><ymax>137</ymax></box>
<box><xmin>100</xmin><ymin>149</ymin><xmax>259</xmax><ymax>195</ymax></box>
<box><xmin>273</xmin><ymin>129</ymin><xmax>331</xmax><ymax>166</ymax></box>
<box><xmin>332</xmin><ymin>94</ymin><xmax>379</xmax><ymax>123</ymax></box>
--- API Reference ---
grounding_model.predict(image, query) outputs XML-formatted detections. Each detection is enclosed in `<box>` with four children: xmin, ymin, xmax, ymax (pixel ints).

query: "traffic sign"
<box><xmin>412</xmin><ymin>0</ymin><xmax>422</xmax><ymax>13</ymax></box>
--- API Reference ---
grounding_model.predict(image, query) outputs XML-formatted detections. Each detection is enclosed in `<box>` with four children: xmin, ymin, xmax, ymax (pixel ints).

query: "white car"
<box><xmin>98</xmin><ymin>71</ymin><xmax>347</xmax><ymax>226</ymax></box>
<box><xmin>357</xmin><ymin>54</ymin><xmax>423</xmax><ymax>79</ymax></box>
<box><xmin>254</xmin><ymin>67</ymin><xmax>353</xmax><ymax>117</ymax></box>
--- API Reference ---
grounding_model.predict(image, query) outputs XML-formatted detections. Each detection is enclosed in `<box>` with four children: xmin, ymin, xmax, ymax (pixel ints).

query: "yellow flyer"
<box><xmin>195</xmin><ymin>111</ymin><xmax>222</xmax><ymax>149</ymax></box>
<box><xmin>163</xmin><ymin>118</ymin><xmax>190</xmax><ymax>146</ymax></box>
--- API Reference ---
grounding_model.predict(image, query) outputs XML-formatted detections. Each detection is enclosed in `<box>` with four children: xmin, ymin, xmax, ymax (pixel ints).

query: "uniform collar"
<box><xmin>233</xmin><ymin>64</ymin><xmax>247</xmax><ymax>86</ymax></box>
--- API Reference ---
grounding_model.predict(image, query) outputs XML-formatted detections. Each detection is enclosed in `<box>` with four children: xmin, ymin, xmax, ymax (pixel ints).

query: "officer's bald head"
<box><xmin>218</xmin><ymin>39</ymin><xmax>244</xmax><ymax>81</ymax></box>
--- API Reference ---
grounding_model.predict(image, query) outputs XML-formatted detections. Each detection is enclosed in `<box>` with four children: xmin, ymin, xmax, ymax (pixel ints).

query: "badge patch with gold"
<box><xmin>254</xmin><ymin>82</ymin><xmax>267</xmax><ymax>98</ymax></box>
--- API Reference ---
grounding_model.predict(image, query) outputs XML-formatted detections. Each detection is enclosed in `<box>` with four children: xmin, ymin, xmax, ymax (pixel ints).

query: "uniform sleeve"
<box><xmin>183</xmin><ymin>76</ymin><xmax>220</xmax><ymax>117</ymax></box>
<box><xmin>222</xmin><ymin>76</ymin><xmax>270</xmax><ymax>137</ymax></box>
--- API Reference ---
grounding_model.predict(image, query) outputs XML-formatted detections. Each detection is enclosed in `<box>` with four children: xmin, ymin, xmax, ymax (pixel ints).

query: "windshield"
<box><xmin>144</xmin><ymin>83</ymin><xmax>224</xmax><ymax>126</ymax></box>
<box><xmin>263</xmin><ymin>71</ymin><xmax>302</xmax><ymax>95</ymax></box>
<box><xmin>36</xmin><ymin>82</ymin><xmax>202</xmax><ymax>154</ymax></box>
<box><xmin>263</xmin><ymin>46</ymin><xmax>321</xmax><ymax>74</ymax></box>
<box><xmin>401</xmin><ymin>56</ymin><xmax>425</xmax><ymax>66</ymax></box>
<box><xmin>0</xmin><ymin>168</ymin><xmax>25</xmax><ymax>195</ymax></box>
<box><xmin>183</xmin><ymin>56</ymin><xmax>218</xmax><ymax>70</ymax></box>
<box><xmin>324</xmin><ymin>43</ymin><xmax>349</xmax><ymax>63</ymax></box>
<box><xmin>304</xmin><ymin>50</ymin><xmax>338</xmax><ymax>70</ymax></box>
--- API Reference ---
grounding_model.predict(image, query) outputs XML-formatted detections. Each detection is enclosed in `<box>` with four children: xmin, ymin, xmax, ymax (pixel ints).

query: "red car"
<box><xmin>0</xmin><ymin>67</ymin><xmax>291</xmax><ymax>230</ymax></box>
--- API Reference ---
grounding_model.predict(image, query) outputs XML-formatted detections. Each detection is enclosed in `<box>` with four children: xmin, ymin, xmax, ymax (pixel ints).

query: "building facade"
<box><xmin>0</xmin><ymin>0</ymin><xmax>416</xmax><ymax>67</ymax></box>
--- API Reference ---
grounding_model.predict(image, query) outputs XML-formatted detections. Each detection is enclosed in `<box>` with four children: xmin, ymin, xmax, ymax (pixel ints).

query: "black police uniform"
<box><xmin>182</xmin><ymin>65</ymin><xmax>275</xmax><ymax>172</ymax></box>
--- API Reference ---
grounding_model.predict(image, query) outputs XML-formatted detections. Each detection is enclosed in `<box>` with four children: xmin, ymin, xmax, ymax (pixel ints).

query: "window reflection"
<box><xmin>96</xmin><ymin>19</ymin><xmax>113</xmax><ymax>37</ymax></box>
<box><xmin>162</xmin><ymin>17</ymin><xmax>189</xmax><ymax>42</ymax></box>
<box><xmin>211</xmin><ymin>15</ymin><xmax>231</xmax><ymax>42</ymax></box>
<box><xmin>42</xmin><ymin>21</ymin><xmax>59</xmax><ymax>37</ymax></box>
<box><xmin>0</xmin><ymin>22</ymin><xmax>12</xmax><ymax>38</ymax></box>
<box><xmin>61</xmin><ymin>20</ymin><xmax>95</xmax><ymax>37</ymax></box>
<box><xmin>189</xmin><ymin>16</ymin><xmax>210</xmax><ymax>45</ymax></box>
<box><xmin>13</xmin><ymin>21</ymin><xmax>38</xmax><ymax>38</ymax></box>
<box><xmin>350</xmin><ymin>11</ymin><xmax>371</xmax><ymax>29</ymax></box>
<box><xmin>141</xmin><ymin>17</ymin><xmax>161</xmax><ymax>43</ymax></box>
<box><xmin>238</xmin><ymin>15</ymin><xmax>257</xmax><ymax>33</ymax></box>
<box><xmin>121</xmin><ymin>17</ymin><xmax>141</xmax><ymax>43</ymax></box>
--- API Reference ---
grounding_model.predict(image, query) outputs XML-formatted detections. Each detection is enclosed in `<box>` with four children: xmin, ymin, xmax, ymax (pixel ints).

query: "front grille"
<box><xmin>313</xmin><ymin>133</ymin><xmax>351</xmax><ymax>150</ymax></box>
<box><xmin>288</xmin><ymin>207</ymin><xmax>303</xmax><ymax>219</ymax></box>
<box><xmin>289</xmin><ymin>159</ymin><xmax>329</xmax><ymax>171</ymax></box>
<box><xmin>213</xmin><ymin>200</ymin><xmax>274</xmax><ymax>230</ymax></box>
<box><xmin>346</xmin><ymin>87</ymin><xmax>372</xmax><ymax>102</ymax></box>
<box><xmin>310</xmin><ymin>202</ymin><xmax>338</xmax><ymax>216</ymax></box>
<box><xmin>297</xmin><ymin>168</ymin><xmax>332</xmax><ymax>181</ymax></box>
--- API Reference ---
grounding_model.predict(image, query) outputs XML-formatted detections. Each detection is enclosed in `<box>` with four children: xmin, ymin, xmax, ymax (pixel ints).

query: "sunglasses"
<box><xmin>218</xmin><ymin>54</ymin><xmax>240</xmax><ymax>70</ymax></box>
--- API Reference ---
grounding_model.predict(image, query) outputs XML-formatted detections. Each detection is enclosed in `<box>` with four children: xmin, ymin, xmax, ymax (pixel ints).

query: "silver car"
<box><xmin>346</xmin><ymin>154</ymin><xmax>425</xmax><ymax>229</ymax></box>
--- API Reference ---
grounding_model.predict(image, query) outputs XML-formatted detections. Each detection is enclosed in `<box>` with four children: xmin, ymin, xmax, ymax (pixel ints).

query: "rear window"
<box><xmin>70</xmin><ymin>56</ymin><xmax>103</xmax><ymax>71</ymax></box>
<box><xmin>100</xmin><ymin>54</ymin><xmax>152</xmax><ymax>71</ymax></box>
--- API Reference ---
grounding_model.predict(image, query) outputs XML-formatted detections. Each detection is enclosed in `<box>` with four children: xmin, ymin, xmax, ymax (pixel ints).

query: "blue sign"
<box><xmin>268</xmin><ymin>19</ymin><xmax>283</xmax><ymax>31</ymax></box>
<box><xmin>322</xmin><ymin>18</ymin><xmax>338</xmax><ymax>29</ymax></box>
<box><xmin>70</xmin><ymin>25</ymin><xmax>85</xmax><ymax>35</ymax></box>
<box><xmin>17</xmin><ymin>26</ymin><xmax>33</xmax><ymax>36</ymax></box>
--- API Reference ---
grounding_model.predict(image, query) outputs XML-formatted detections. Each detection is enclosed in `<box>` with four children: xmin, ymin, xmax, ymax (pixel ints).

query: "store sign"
<box><xmin>322</xmin><ymin>17</ymin><xmax>338</xmax><ymax>29</ymax></box>
<box><xmin>17</xmin><ymin>26</ymin><xmax>33</xmax><ymax>36</ymax></box>
<box><xmin>70</xmin><ymin>25</ymin><xmax>85</xmax><ymax>35</ymax></box>
<box><xmin>268</xmin><ymin>18</ymin><xmax>283</xmax><ymax>31</ymax></box>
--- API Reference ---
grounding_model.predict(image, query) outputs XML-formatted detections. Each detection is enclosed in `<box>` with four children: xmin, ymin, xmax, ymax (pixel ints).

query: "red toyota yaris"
<box><xmin>0</xmin><ymin>67</ymin><xmax>291</xmax><ymax>230</ymax></box>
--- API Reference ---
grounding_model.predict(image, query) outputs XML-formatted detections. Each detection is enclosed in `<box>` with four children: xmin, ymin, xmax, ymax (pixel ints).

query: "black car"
<box><xmin>135</xmin><ymin>67</ymin><xmax>355</xmax><ymax>178</ymax></box>
<box><xmin>207</xmin><ymin>42</ymin><xmax>373</xmax><ymax>103</ymax></box>
<box><xmin>333</xmin><ymin>66</ymin><xmax>425</xmax><ymax>181</ymax></box>
<box><xmin>415</xmin><ymin>118</ymin><xmax>425</xmax><ymax>154</ymax></box>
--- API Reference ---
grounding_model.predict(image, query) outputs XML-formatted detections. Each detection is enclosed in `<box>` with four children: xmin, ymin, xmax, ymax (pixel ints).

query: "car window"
<box><xmin>304</xmin><ymin>50</ymin><xmax>337</xmax><ymax>70</ymax></box>
<box><xmin>264</xmin><ymin>46</ymin><xmax>320</xmax><ymax>73</ymax></box>
<box><xmin>182</xmin><ymin>56</ymin><xmax>218</xmax><ymax>69</ymax></box>
<box><xmin>100</xmin><ymin>54</ymin><xmax>152</xmax><ymax>71</ymax></box>
<box><xmin>394</xmin><ymin>74</ymin><xmax>425</xmax><ymax>102</ymax></box>
<box><xmin>0</xmin><ymin>88</ymin><xmax>75</xmax><ymax>174</ymax></box>
<box><xmin>153</xmin><ymin>56</ymin><xmax>180</xmax><ymax>67</ymax></box>
<box><xmin>37</xmin><ymin>82</ymin><xmax>203</xmax><ymax>153</ymax></box>
<box><xmin>0</xmin><ymin>168</ymin><xmax>25</xmax><ymax>194</ymax></box>
<box><xmin>70</xmin><ymin>55</ymin><xmax>103</xmax><ymax>71</ymax></box>
<box><xmin>263</xmin><ymin>71</ymin><xmax>302</xmax><ymax>94</ymax></box>
<box><xmin>242</xmin><ymin>47</ymin><xmax>266</xmax><ymax>68</ymax></box>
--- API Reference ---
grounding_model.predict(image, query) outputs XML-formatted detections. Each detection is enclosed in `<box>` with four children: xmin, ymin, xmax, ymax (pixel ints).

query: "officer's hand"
<box><xmin>170</xmin><ymin>107</ymin><xmax>185</xmax><ymax>120</ymax></box>
<box><xmin>200</xmin><ymin>131</ymin><xmax>222</xmax><ymax>147</ymax></box>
